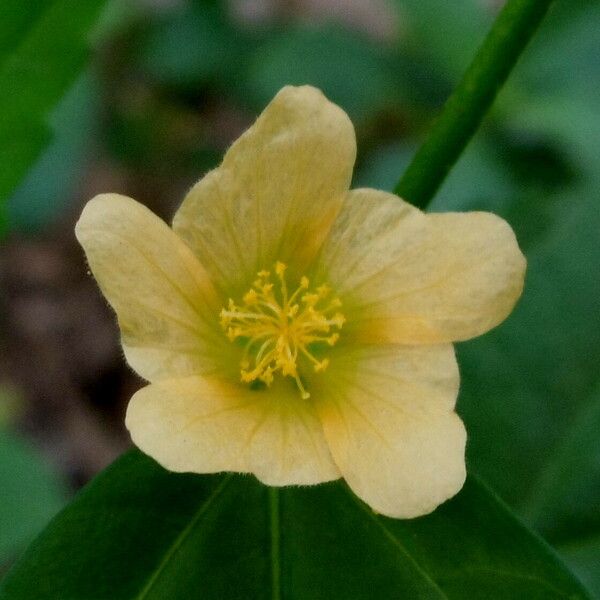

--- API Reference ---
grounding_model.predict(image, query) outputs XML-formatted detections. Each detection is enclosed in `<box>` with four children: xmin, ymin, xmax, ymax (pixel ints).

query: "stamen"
<box><xmin>220</xmin><ymin>262</ymin><xmax>344</xmax><ymax>399</ymax></box>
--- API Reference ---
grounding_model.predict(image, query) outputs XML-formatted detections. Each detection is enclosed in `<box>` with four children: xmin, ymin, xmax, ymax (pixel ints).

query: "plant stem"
<box><xmin>394</xmin><ymin>0</ymin><xmax>554</xmax><ymax>208</ymax></box>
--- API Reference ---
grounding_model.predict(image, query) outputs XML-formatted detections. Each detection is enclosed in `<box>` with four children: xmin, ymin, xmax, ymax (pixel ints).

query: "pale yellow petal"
<box><xmin>310</xmin><ymin>344</ymin><xmax>466</xmax><ymax>518</ymax></box>
<box><xmin>75</xmin><ymin>194</ymin><xmax>231</xmax><ymax>381</ymax></box>
<box><xmin>173</xmin><ymin>85</ymin><xmax>356</xmax><ymax>296</ymax></box>
<box><xmin>126</xmin><ymin>376</ymin><xmax>340</xmax><ymax>485</ymax></box>
<box><xmin>316</xmin><ymin>188</ymin><xmax>526</xmax><ymax>344</ymax></box>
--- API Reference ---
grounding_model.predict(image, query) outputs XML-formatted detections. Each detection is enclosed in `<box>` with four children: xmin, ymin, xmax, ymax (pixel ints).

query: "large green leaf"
<box><xmin>560</xmin><ymin>536</ymin><xmax>600</xmax><ymax>600</ymax></box>
<box><xmin>521</xmin><ymin>383</ymin><xmax>600</xmax><ymax>542</ymax></box>
<box><xmin>0</xmin><ymin>0</ymin><xmax>107</xmax><ymax>230</ymax></box>
<box><xmin>0</xmin><ymin>450</ymin><xmax>589</xmax><ymax>599</ymax></box>
<box><xmin>523</xmin><ymin>384</ymin><xmax>600</xmax><ymax>597</ymax></box>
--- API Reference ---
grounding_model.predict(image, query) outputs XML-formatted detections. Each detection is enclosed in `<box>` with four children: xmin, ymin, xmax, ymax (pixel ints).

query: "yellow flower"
<box><xmin>76</xmin><ymin>86</ymin><xmax>525</xmax><ymax>518</ymax></box>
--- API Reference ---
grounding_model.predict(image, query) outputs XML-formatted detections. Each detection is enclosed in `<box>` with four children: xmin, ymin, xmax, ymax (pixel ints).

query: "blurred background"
<box><xmin>1</xmin><ymin>0</ymin><xmax>599</xmax><ymax>594</ymax></box>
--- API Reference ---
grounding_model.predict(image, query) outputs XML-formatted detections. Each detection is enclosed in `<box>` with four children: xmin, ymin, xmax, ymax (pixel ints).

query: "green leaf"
<box><xmin>0</xmin><ymin>429</ymin><xmax>66</xmax><ymax>565</ymax></box>
<box><xmin>521</xmin><ymin>384</ymin><xmax>600</xmax><ymax>543</ymax></box>
<box><xmin>0</xmin><ymin>451</ymin><xmax>589</xmax><ymax>599</ymax></box>
<box><xmin>560</xmin><ymin>537</ymin><xmax>600</xmax><ymax>600</ymax></box>
<box><xmin>0</xmin><ymin>0</ymin><xmax>108</xmax><ymax>225</ymax></box>
<box><xmin>522</xmin><ymin>383</ymin><xmax>600</xmax><ymax>597</ymax></box>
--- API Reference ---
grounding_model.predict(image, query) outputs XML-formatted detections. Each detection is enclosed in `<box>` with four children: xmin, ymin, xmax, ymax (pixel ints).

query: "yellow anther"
<box><xmin>227</xmin><ymin>327</ymin><xmax>241</xmax><ymax>341</ymax></box>
<box><xmin>280</xmin><ymin>362</ymin><xmax>296</xmax><ymax>377</ymax></box>
<box><xmin>316</xmin><ymin>284</ymin><xmax>330</xmax><ymax>297</ymax></box>
<box><xmin>241</xmin><ymin>370</ymin><xmax>255</xmax><ymax>383</ymax></box>
<box><xmin>275</xmin><ymin>262</ymin><xmax>287</xmax><ymax>277</ymax></box>
<box><xmin>302</xmin><ymin>293</ymin><xmax>319</xmax><ymax>306</ymax></box>
<box><xmin>331</xmin><ymin>313</ymin><xmax>346</xmax><ymax>327</ymax></box>
<box><xmin>243</xmin><ymin>289</ymin><xmax>258</xmax><ymax>305</ymax></box>
<box><xmin>219</xmin><ymin>262</ymin><xmax>344</xmax><ymax>399</ymax></box>
<box><xmin>287</xmin><ymin>304</ymin><xmax>299</xmax><ymax>318</ymax></box>
<box><xmin>314</xmin><ymin>359</ymin><xmax>329</xmax><ymax>372</ymax></box>
<box><xmin>260</xmin><ymin>367</ymin><xmax>274</xmax><ymax>385</ymax></box>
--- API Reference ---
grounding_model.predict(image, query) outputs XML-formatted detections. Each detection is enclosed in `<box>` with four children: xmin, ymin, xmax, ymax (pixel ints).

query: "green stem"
<box><xmin>394</xmin><ymin>0</ymin><xmax>554</xmax><ymax>208</ymax></box>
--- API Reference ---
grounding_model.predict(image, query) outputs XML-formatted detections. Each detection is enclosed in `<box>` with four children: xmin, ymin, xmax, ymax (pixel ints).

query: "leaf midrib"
<box><xmin>133</xmin><ymin>475</ymin><xmax>233</xmax><ymax>600</ymax></box>
<box><xmin>269</xmin><ymin>487</ymin><xmax>281</xmax><ymax>600</ymax></box>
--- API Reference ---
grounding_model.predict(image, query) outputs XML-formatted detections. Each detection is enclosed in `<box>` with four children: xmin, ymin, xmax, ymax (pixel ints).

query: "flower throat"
<box><xmin>220</xmin><ymin>262</ymin><xmax>345</xmax><ymax>399</ymax></box>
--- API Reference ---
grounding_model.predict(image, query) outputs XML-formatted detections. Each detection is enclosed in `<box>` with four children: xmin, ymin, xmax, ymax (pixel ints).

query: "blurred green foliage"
<box><xmin>1</xmin><ymin>0</ymin><xmax>600</xmax><ymax>596</ymax></box>
<box><xmin>7</xmin><ymin>73</ymin><xmax>99</xmax><ymax>232</ymax></box>
<box><xmin>0</xmin><ymin>430</ymin><xmax>66</xmax><ymax>568</ymax></box>
<box><xmin>136</xmin><ymin>2</ymin><xmax>245</xmax><ymax>89</ymax></box>
<box><xmin>0</xmin><ymin>0</ymin><xmax>109</xmax><ymax>234</ymax></box>
<box><xmin>0</xmin><ymin>388</ymin><xmax>66</xmax><ymax>570</ymax></box>
<box><xmin>246</xmin><ymin>24</ymin><xmax>398</xmax><ymax>123</ymax></box>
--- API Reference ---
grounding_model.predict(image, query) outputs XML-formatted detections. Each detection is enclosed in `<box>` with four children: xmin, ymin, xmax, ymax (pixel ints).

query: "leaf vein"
<box><xmin>133</xmin><ymin>475</ymin><xmax>233</xmax><ymax>599</ymax></box>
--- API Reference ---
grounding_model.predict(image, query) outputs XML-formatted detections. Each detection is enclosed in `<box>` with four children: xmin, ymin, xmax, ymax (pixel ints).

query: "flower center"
<box><xmin>219</xmin><ymin>262</ymin><xmax>345</xmax><ymax>399</ymax></box>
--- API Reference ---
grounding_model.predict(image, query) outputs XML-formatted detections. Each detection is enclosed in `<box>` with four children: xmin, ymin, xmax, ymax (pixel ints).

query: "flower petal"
<box><xmin>317</xmin><ymin>189</ymin><xmax>526</xmax><ymax>344</ymax></box>
<box><xmin>173</xmin><ymin>85</ymin><xmax>356</xmax><ymax>296</ymax></box>
<box><xmin>126</xmin><ymin>376</ymin><xmax>340</xmax><ymax>485</ymax></box>
<box><xmin>75</xmin><ymin>194</ymin><xmax>230</xmax><ymax>381</ymax></box>
<box><xmin>310</xmin><ymin>344</ymin><xmax>466</xmax><ymax>518</ymax></box>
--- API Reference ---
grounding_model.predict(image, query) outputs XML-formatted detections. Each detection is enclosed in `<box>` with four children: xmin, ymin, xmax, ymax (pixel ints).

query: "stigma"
<box><xmin>220</xmin><ymin>262</ymin><xmax>345</xmax><ymax>399</ymax></box>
